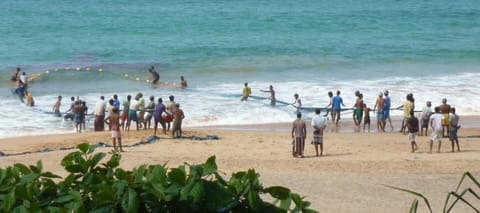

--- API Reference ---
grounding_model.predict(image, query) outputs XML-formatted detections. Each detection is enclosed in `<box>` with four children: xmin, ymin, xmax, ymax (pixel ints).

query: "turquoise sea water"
<box><xmin>1</xmin><ymin>0</ymin><xmax>479</xmax><ymax>137</ymax></box>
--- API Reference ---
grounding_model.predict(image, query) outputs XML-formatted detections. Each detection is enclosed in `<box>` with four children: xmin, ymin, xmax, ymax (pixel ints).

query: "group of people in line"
<box><xmin>290</xmin><ymin>94</ymin><xmax>461</xmax><ymax>158</ymax></box>
<box><xmin>52</xmin><ymin>93</ymin><xmax>186</xmax><ymax>152</ymax></box>
<box><xmin>241</xmin><ymin>83</ymin><xmax>462</xmax><ymax>157</ymax></box>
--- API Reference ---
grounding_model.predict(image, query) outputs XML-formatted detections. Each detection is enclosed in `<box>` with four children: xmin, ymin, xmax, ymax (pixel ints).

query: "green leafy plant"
<box><xmin>0</xmin><ymin>143</ymin><xmax>318</xmax><ymax>212</ymax></box>
<box><xmin>384</xmin><ymin>172</ymin><xmax>480</xmax><ymax>213</ymax></box>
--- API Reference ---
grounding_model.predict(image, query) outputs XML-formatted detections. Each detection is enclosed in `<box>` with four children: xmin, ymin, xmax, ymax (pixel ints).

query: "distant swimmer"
<box><xmin>52</xmin><ymin>96</ymin><xmax>62</xmax><ymax>117</ymax></box>
<box><xmin>10</xmin><ymin>67</ymin><xmax>20</xmax><ymax>82</ymax></box>
<box><xmin>149</xmin><ymin>66</ymin><xmax>160</xmax><ymax>84</ymax></box>
<box><xmin>240</xmin><ymin>82</ymin><xmax>251</xmax><ymax>101</ymax></box>
<box><xmin>180</xmin><ymin>75</ymin><xmax>188</xmax><ymax>88</ymax></box>
<box><xmin>260</xmin><ymin>85</ymin><xmax>276</xmax><ymax>106</ymax></box>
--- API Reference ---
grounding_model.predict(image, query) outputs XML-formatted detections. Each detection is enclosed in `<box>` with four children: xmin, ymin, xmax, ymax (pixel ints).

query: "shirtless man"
<box><xmin>374</xmin><ymin>93</ymin><xmax>385</xmax><ymax>132</ymax></box>
<box><xmin>110</xmin><ymin>108</ymin><xmax>124</xmax><ymax>152</ymax></box>
<box><xmin>52</xmin><ymin>96</ymin><xmax>62</xmax><ymax>117</ymax></box>
<box><xmin>165</xmin><ymin>95</ymin><xmax>176</xmax><ymax>131</ymax></box>
<box><xmin>180</xmin><ymin>76</ymin><xmax>188</xmax><ymax>88</ymax></box>
<box><xmin>439</xmin><ymin>98</ymin><xmax>451</xmax><ymax>137</ymax></box>
<box><xmin>260</xmin><ymin>85</ymin><xmax>276</xmax><ymax>106</ymax></box>
<box><xmin>149</xmin><ymin>66</ymin><xmax>160</xmax><ymax>84</ymax></box>
<box><xmin>172</xmin><ymin>104</ymin><xmax>185</xmax><ymax>138</ymax></box>
<box><xmin>291</xmin><ymin>112</ymin><xmax>306</xmax><ymax>158</ymax></box>
<box><xmin>11</xmin><ymin>67</ymin><xmax>20</xmax><ymax>82</ymax></box>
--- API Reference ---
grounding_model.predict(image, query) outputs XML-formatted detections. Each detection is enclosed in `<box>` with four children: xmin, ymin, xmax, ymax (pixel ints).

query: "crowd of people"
<box><xmin>11</xmin><ymin>67</ymin><xmax>34</xmax><ymax>106</ymax></box>
<box><xmin>241</xmin><ymin>83</ymin><xmax>462</xmax><ymax>157</ymax></box>
<box><xmin>53</xmin><ymin>93</ymin><xmax>186</xmax><ymax>152</ymax></box>
<box><xmin>293</xmin><ymin>90</ymin><xmax>461</xmax><ymax>157</ymax></box>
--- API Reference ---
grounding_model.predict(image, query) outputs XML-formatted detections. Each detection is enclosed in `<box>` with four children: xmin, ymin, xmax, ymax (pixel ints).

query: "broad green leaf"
<box><xmin>168</xmin><ymin>168</ymin><xmax>186</xmax><ymax>186</ymax></box>
<box><xmin>90</xmin><ymin>152</ymin><xmax>106</xmax><ymax>169</ymax></box>
<box><xmin>121</xmin><ymin>188</ymin><xmax>139</xmax><ymax>213</ymax></box>
<box><xmin>180</xmin><ymin>178</ymin><xmax>204</xmax><ymax>202</ymax></box>
<box><xmin>14</xmin><ymin>163</ymin><xmax>31</xmax><ymax>174</ymax></box>
<box><xmin>247</xmin><ymin>188</ymin><xmax>260</xmax><ymax>211</ymax></box>
<box><xmin>40</xmin><ymin>172</ymin><xmax>61</xmax><ymax>179</ymax></box>
<box><xmin>106</xmin><ymin>154</ymin><xmax>121</xmax><ymax>168</ymax></box>
<box><xmin>55</xmin><ymin>195</ymin><xmax>75</xmax><ymax>203</ymax></box>
<box><xmin>290</xmin><ymin>193</ymin><xmax>304</xmax><ymax>208</ymax></box>
<box><xmin>204</xmin><ymin>181</ymin><xmax>237</xmax><ymax>212</ymax></box>
<box><xmin>202</xmin><ymin>156</ymin><xmax>217</xmax><ymax>176</ymax></box>
<box><xmin>279</xmin><ymin>198</ymin><xmax>292</xmax><ymax>211</ymax></box>
<box><xmin>11</xmin><ymin>205</ymin><xmax>27</xmax><ymax>213</ymax></box>
<box><xmin>19</xmin><ymin>173</ymin><xmax>40</xmax><ymax>185</ymax></box>
<box><xmin>77</xmin><ymin>143</ymin><xmax>90</xmax><ymax>154</ymax></box>
<box><xmin>264</xmin><ymin>186</ymin><xmax>291</xmax><ymax>200</ymax></box>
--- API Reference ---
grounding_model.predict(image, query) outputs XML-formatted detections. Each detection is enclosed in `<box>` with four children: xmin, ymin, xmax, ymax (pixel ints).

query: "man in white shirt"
<box><xmin>420</xmin><ymin>101</ymin><xmax>433</xmax><ymax>136</ymax></box>
<box><xmin>94</xmin><ymin>96</ymin><xmax>106</xmax><ymax>131</ymax></box>
<box><xmin>311</xmin><ymin>109</ymin><xmax>327</xmax><ymax>156</ymax></box>
<box><xmin>429</xmin><ymin>107</ymin><xmax>444</xmax><ymax>153</ymax></box>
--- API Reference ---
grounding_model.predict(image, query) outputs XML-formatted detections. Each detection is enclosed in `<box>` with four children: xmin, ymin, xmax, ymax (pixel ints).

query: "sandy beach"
<box><xmin>0</xmin><ymin>116</ymin><xmax>479</xmax><ymax>212</ymax></box>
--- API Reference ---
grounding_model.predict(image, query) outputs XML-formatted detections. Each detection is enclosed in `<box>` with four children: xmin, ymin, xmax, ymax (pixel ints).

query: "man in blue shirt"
<box><xmin>331</xmin><ymin>90</ymin><xmax>345</xmax><ymax>125</ymax></box>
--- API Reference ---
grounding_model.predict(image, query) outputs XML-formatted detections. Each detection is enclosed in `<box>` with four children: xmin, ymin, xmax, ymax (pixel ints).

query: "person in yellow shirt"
<box><xmin>240</xmin><ymin>82</ymin><xmax>251</xmax><ymax>101</ymax></box>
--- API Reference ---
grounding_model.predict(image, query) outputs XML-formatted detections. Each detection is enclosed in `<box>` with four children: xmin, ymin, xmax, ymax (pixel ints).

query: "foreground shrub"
<box><xmin>0</xmin><ymin>143</ymin><xmax>317</xmax><ymax>212</ymax></box>
<box><xmin>385</xmin><ymin>172</ymin><xmax>480</xmax><ymax>212</ymax></box>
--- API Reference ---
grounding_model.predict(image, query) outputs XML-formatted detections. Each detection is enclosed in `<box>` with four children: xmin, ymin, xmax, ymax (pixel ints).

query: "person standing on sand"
<box><xmin>383</xmin><ymin>90</ymin><xmax>393</xmax><ymax>130</ymax></box>
<box><xmin>363</xmin><ymin>103</ymin><xmax>371</xmax><ymax>132</ymax></box>
<box><xmin>127</xmin><ymin>95</ymin><xmax>140</xmax><ymax>131</ymax></box>
<box><xmin>331</xmin><ymin>90</ymin><xmax>345</xmax><ymax>125</ymax></box>
<box><xmin>449</xmin><ymin>108</ymin><xmax>461</xmax><ymax>152</ymax></box>
<box><xmin>406</xmin><ymin>110</ymin><xmax>419</xmax><ymax>153</ymax></box>
<box><xmin>144</xmin><ymin>95</ymin><xmax>155</xmax><ymax>129</ymax></box>
<box><xmin>439</xmin><ymin>98</ymin><xmax>451</xmax><ymax>137</ymax></box>
<box><xmin>325</xmin><ymin>91</ymin><xmax>334</xmax><ymax>121</ymax></box>
<box><xmin>260</xmin><ymin>85</ymin><xmax>276</xmax><ymax>106</ymax></box>
<box><xmin>172</xmin><ymin>103</ymin><xmax>185</xmax><ymax>138</ymax></box>
<box><xmin>137</xmin><ymin>93</ymin><xmax>145</xmax><ymax>128</ymax></box>
<box><xmin>352</xmin><ymin>93</ymin><xmax>364</xmax><ymax>128</ymax></box>
<box><xmin>52</xmin><ymin>96</ymin><xmax>62</xmax><ymax>117</ymax></box>
<box><xmin>165</xmin><ymin>95</ymin><xmax>176</xmax><ymax>131</ymax></box>
<box><xmin>291</xmin><ymin>112</ymin><xmax>306</xmax><ymax>158</ymax></box>
<box><xmin>121</xmin><ymin>95</ymin><xmax>131</xmax><ymax>130</ymax></box>
<box><xmin>113</xmin><ymin>94</ymin><xmax>120</xmax><ymax>110</ymax></box>
<box><xmin>94</xmin><ymin>96</ymin><xmax>106</xmax><ymax>131</ymax></box>
<box><xmin>81</xmin><ymin>101</ymin><xmax>88</xmax><ymax>131</ymax></box>
<box><xmin>374</xmin><ymin>93</ymin><xmax>385</xmax><ymax>132</ymax></box>
<box><xmin>311</xmin><ymin>109</ymin><xmax>327</xmax><ymax>157</ymax></box>
<box><xmin>74</xmin><ymin>100</ymin><xmax>84</xmax><ymax>133</ymax></box>
<box><xmin>420</xmin><ymin>101</ymin><xmax>433</xmax><ymax>136</ymax></box>
<box><xmin>149</xmin><ymin>66</ymin><xmax>160</xmax><ymax>84</ymax></box>
<box><xmin>241</xmin><ymin>82</ymin><xmax>251</xmax><ymax>101</ymax></box>
<box><xmin>398</xmin><ymin>93</ymin><xmax>415</xmax><ymax>134</ymax></box>
<box><xmin>429</xmin><ymin>107</ymin><xmax>443</xmax><ymax>153</ymax></box>
<box><xmin>110</xmin><ymin>108</ymin><xmax>124</xmax><ymax>152</ymax></box>
<box><xmin>153</xmin><ymin>98</ymin><xmax>167</xmax><ymax>135</ymax></box>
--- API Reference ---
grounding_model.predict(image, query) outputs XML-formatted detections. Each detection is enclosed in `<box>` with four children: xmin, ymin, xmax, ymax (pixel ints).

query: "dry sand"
<box><xmin>0</xmin><ymin>118</ymin><xmax>479</xmax><ymax>212</ymax></box>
